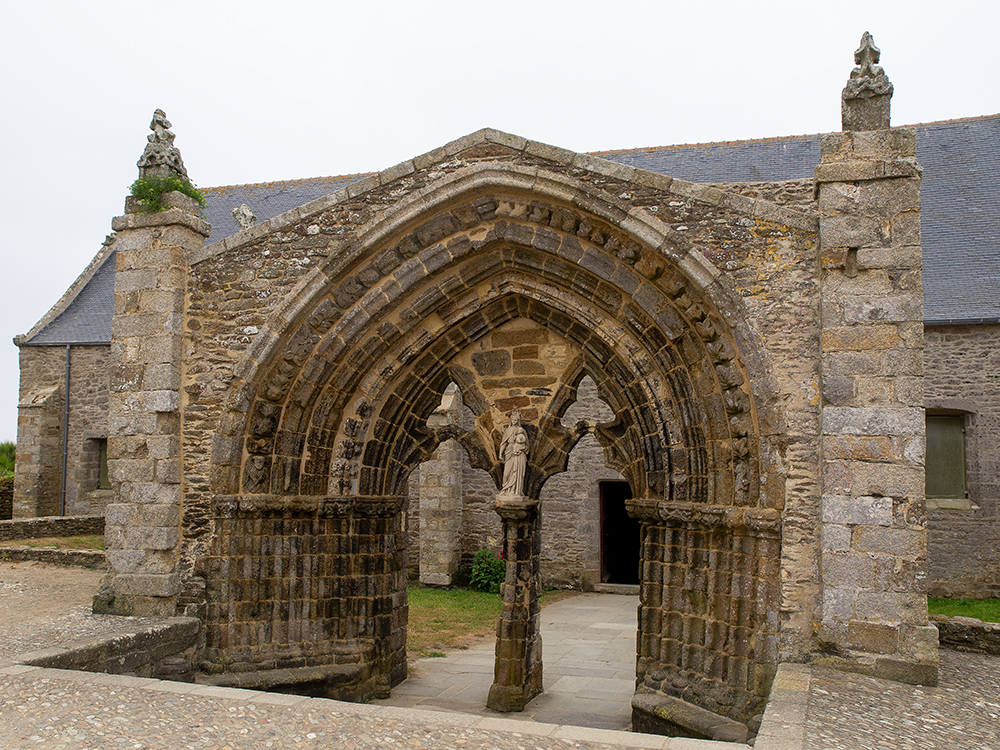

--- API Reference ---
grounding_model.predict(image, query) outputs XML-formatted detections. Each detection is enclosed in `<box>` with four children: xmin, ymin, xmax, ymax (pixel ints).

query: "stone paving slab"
<box><xmin>375</xmin><ymin>594</ymin><xmax>642</xmax><ymax>731</ymax></box>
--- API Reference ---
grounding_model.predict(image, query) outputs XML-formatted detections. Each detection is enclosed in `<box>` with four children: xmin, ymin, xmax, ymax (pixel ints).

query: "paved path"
<box><xmin>374</xmin><ymin>593</ymin><xmax>638</xmax><ymax>730</ymax></box>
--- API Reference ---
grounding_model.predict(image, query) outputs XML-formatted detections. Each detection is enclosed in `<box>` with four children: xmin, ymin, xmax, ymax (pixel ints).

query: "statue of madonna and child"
<box><xmin>499</xmin><ymin>411</ymin><xmax>529</xmax><ymax>497</ymax></box>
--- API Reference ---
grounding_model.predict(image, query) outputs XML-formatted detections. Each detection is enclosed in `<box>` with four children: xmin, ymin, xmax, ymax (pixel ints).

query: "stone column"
<box><xmin>417</xmin><ymin>439</ymin><xmax>463</xmax><ymax>586</ymax></box>
<box><xmin>813</xmin><ymin>34</ymin><xmax>937</xmax><ymax>685</ymax></box>
<box><xmin>487</xmin><ymin>496</ymin><xmax>543</xmax><ymax>712</ymax></box>
<box><xmin>419</xmin><ymin>385</ymin><xmax>465</xmax><ymax>586</ymax></box>
<box><xmin>353</xmin><ymin>496</ymin><xmax>410</xmax><ymax>698</ymax></box>
<box><xmin>94</xmin><ymin>191</ymin><xmax>209</xmax><ymax>617</ymax></box>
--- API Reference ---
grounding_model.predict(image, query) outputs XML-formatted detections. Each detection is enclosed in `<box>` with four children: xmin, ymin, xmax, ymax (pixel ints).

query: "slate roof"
<box><xmin>595</xmin><ymin>115</ymin><xmax>1000</xmax><ymax>324</ymax></box>
<box><xmin>201</xmin><ymin>174</ymin><xmax>369</xmax><ymax>245</ymax></box>
<box><xmin>23</xmin><ymin>251</ymin><xmax>116</xmax><ymax>346</ymax></box>
<box><xmin>22</xmin><ymin>115</ymin><xmax>1000</xmax><ymax>346</ymax></box>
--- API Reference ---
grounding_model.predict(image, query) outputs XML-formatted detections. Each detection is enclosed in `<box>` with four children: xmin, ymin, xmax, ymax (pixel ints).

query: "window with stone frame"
<box><xmin>925</xmin><ymin>413</ymin><xmax>968</xmax><ymax>500</ymax></box>
<box><xmin>97</xmin><ymin>438</ymin><xmax>111</xmax><ymax>490</ymax></box>
<box><xmin>84</xmin><ymin>437</ymin><xmax>112</xmax><ymax>491</ymax></box>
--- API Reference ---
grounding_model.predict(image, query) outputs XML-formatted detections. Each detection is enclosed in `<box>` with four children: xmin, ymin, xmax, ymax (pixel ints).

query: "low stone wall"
<box><xmin>0</xmin><ymin>546</ymin><xmax>107</xmax><ymax>569</ymax></box>
<box><xmin>0</xmin><ymin>477</ymin><xmax>12</xmax><ymax>520</ymax></box>
<box><xmin>932</xmin><ymin>615</ymin><xmax>1000</xmax><ymax>656</ymax></box>
<box><xmin>0</xmin><ymin>514</ymin><xmax>104</xmax><ymax>541</ymax></box>
<box><xmin>19</xmin><ymin>617</ymin><xmax>199</xmax><ymax>680</ymax></box>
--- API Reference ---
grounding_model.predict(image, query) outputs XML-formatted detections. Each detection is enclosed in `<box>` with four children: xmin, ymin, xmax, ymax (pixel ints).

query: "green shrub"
<box><xmin>0</xmin><ymin>441</ymin><xmax>13</xmax><ymax>478</ymax></box>
<box><xmin>129</xmin><ymin>174</ymin><xmax>206</xmax><ymax>214</ymax></box>
<box><xmin>470</xmin><ymin>549</ymin><xmax>505</xmax><ymax>594</ymax></box>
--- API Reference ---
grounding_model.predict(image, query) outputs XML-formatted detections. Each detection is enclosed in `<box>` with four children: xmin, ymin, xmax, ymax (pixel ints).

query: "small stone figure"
<box><xmin>233</xmin><ymin>204</ymin><xmax>257</xmax><ymax>229</ymax></box>
<box><xmin>499</xmin><ymin>411</ymin><xmax>529</xmax><ymax>496</ymax></box>
<box><xmin>137</xmin><ymin>109</ymin><xmax>188</xmax><ymax>179</ymax></box>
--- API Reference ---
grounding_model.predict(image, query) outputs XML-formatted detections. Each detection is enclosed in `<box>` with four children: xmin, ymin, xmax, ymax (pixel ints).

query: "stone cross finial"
<box><xmin>842</xmin><ymin>32</ymin><xmax>893</xmax><ymax>131</ymax></box>
<box><xmin>137</xmin><ymin>109</ymin><xmax>189</xmax><ymax>179</ymax></box>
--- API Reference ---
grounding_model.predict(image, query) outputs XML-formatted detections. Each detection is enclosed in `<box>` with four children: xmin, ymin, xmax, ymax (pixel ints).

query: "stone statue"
<box><xmin>499</xmin><ymin>411</ymin><xmax>529</xmax><ymax>496</ymax></box>
<box><xmin>233</xmin><ymin>204</ymin><xmax>257</xmax><ymax>229</ymax></box>
<box><xmin>137</xmin><ymin>109</ymin><xmax>188</xmax><ymax>179</ymax></box>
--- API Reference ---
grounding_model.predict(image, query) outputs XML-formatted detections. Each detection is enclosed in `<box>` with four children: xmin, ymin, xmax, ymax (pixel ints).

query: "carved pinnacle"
<box><xmin>137</xmin><ymin>109</ymin><xmax>189</xmax><ymax>180</ymax></box>
<box><xmin>842</xmin><ymin>32</ymin><xmax>893</xmax><ymax>132</ymax></box>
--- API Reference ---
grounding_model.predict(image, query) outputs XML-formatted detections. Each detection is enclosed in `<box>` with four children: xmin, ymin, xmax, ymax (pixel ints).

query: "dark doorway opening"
<box><xmin>600</xmin><ymin>481</ymin><xmax>640</xmax><ymax>584</ymax></box>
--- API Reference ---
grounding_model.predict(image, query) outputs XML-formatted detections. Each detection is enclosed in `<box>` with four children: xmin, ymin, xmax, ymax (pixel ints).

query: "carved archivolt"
<box><xmin>228</xmin><ymin>179</ymin><xmax>774</xmax><ymax>511</ymax></box>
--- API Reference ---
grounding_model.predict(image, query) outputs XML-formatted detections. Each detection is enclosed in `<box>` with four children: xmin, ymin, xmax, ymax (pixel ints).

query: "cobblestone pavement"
<box><xmin>0</xmin><ymin>667</ymin><xmax>732</xmax><ymax>750</ymax></box>
<box><xmin>803</xmin><ymin>650</ymin><xmax>999</xmax><ymax>749</ymax></box>
<box><xmin>0</xmin><ymin>561</ymin><xmax>158</xmax><ymax>662</ymax></box>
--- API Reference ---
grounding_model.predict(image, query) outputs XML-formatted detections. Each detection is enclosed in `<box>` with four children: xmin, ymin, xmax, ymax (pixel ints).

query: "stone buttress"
<box><xmin>814</xmin><ymin>32</ymin><xmax>938</xmax><ymax>685</ymax></box>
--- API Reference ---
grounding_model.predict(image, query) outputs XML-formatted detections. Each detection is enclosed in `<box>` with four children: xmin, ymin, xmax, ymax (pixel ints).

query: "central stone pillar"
<box><xmin>487</xmin><ymin>495</ymin><xmax>543</xmax><ymax>712</ymax></box>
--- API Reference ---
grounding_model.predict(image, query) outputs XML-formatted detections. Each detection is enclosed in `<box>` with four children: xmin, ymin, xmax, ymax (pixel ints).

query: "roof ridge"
<box><xmin>194</xmin><ymin>114</ymin><xmax>999</xmax><ymax>195</ymax></box>
<box><xmin>201</xmin><ymin>171</ymin><xmax>374</xmax><ymax>194</ymax></box>
<box><xmin>589</xmin><ymin>113</ymin><xmax>1000</xmax><ymax>157</ymax></box>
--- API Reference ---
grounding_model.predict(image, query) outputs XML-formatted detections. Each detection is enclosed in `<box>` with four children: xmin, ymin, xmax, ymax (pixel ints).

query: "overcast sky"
<box><xmin>1</xmin><ymin>1</ymin><xmax>998</xmax><ymax>443</ymax></box>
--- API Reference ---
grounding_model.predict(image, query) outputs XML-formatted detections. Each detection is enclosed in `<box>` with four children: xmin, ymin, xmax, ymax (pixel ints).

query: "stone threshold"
<box><xmin>593</xmin><ymin>583</ymin><xmax>641</xmax><ymax>595</ymax></box>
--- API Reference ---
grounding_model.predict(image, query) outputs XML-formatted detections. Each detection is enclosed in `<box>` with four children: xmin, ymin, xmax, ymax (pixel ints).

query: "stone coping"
<box><xmin>8</xmin><ymin>617</ymin><xmax>198</xmax><ymax>672</ymax></box>
<box><xmin>0</xmin><ymin>664</ymin><xmax>747</xmax><ymax>750</ymax></box>
<box><xmin>0</xmin><ymin>514</ymin><xmax>104</xmax><ymax>541</ymax></box>
<box><xmin>932</xmin><ymin>614</ymin><xmax>1000</xmax><ymax>656</ymax></box>
<box><xmin>752</xmin><ymin>663</ymin><xmax>810</xmax><ymax>750</ymax></box>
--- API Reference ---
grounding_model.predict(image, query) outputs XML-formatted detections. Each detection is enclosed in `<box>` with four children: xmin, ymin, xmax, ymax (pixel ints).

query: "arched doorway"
<box><xmin>200</xmin><ymin>163</ymin><xmax>785</xmax><ymax>728</ymax></box>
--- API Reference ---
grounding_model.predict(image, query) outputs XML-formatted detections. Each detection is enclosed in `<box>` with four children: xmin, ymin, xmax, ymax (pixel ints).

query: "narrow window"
<box><xmin>925</xmin><ymin>415</ymin><xmax>965</xmax><ymax>498</ymax></box>
<box><xmin>97</xmin><ymin>438</ymin><xmax>112</xmax><ymax>490</ymax></box>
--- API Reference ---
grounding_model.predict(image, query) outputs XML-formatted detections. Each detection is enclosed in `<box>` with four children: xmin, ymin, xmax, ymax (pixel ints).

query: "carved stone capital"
<box><xmin>353</xmin><ymin>495</ymin><xmax>406</xmax><ymax>518</ymax></box>
<box><xmin>494</xmin><ymin>495</ymin><xmax>538</xmax><ymax>521</ymax></box>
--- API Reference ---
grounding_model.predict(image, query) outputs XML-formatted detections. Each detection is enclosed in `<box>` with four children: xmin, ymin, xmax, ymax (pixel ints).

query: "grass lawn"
<box><xmin>405</xmin><ymin>586</ymin><xmax>580</xmax><ymax>657</ymax></box>
<box><xmin>0</xmin><ymin>534</ymin><xmax>105</xmax><ymax>550</ymax></box>
<box><xmin>928</xmin><ymin>597</ymin><xmax>1000</xmax><ymax>623</ymax></box>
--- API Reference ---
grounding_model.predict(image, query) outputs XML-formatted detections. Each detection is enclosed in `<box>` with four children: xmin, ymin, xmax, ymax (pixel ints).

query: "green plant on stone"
<box><xmin>129</xmin><ymin>174</ymin><xmax>206</xmax><ymax>214</ymax></box>
<box><xmin>470</xmin><ymin>549</ymin><xmax>505</xmax><ymax>594</ymax></box>
<box><xmin>0</xmin><ymin>441</ymin><xmax>14</xmax><ymax>478</ymax></box>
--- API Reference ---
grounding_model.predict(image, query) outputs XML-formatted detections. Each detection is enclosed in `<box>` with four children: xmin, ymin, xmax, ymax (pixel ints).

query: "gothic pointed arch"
<box><xmin>202</xmin><ymin>157</ymin><xmax>790</xmax><ymax>722</ymax></box>
<box><xmin>216</xmin><ymin>164</ymin><xmax>784</xmax><ymax>514</ymax></box>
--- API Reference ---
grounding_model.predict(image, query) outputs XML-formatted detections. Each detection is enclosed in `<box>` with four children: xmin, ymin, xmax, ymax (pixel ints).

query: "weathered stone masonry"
<box><xmin>14</xmin><ymin>345</ymin><xmax>111</xmax><ymax>518</ymax></box>
<box><xmin>924</xmin><ymin>324</ymin><xmax>1000</xmax><ymax>599</ymax></box>
<box><xmin>170</xmin><ymin>149</ymin><xmax>821</xmax><ymax>719</ymax></box>
<box><xmin>84</xmin><ymin>34</ymin><xmax>939</xmax><ymax>741</ymax></box>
